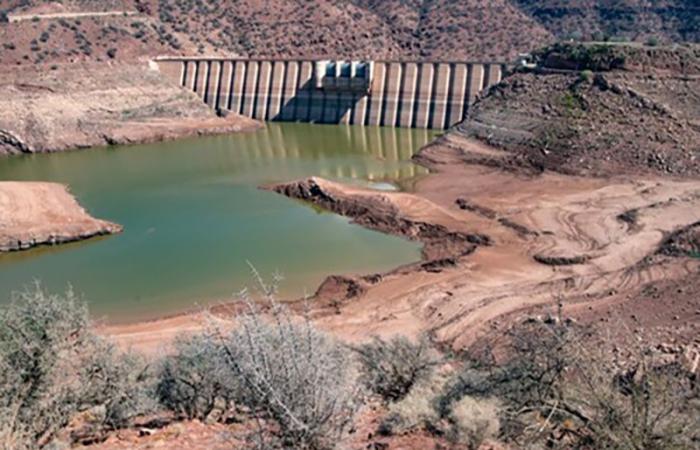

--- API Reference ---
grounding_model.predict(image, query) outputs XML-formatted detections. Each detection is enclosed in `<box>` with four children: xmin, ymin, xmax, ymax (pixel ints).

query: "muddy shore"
<box><xmin>106</xmin><ymin>131</ymin><xmax>700</xmax><ymax>354</ymax></box>
<box><xmin>0</xmin><ymin>181</ymin><xmax>122</xmax><ymax>252</ymax></box>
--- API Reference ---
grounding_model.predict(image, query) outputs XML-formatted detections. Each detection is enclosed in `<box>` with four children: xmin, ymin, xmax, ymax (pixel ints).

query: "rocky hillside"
<box><xmin>1</xmin><ymin>0</ymin><xmax>698</xmax><ymax>67</ymax></box>
<box><xmin>456</xmin><ymin>43</ymin><xmax>700</xmax><ymax>178</ymax></box>
<box><xmin>512</xmin><ymin>0</ymin><xmax>700</xmax><ymax>43</ymax></box>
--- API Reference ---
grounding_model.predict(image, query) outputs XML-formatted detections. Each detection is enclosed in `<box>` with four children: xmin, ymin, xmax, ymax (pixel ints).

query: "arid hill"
<box><xmin>2</xmin><ymin>0</ymin><xmax>699</xmax><ymax>68</ymax></box>
<box><xmin>512</xmin><ymin>0</ymin><xmax>700</xmax><ymax>43</ymax></box>
<box><xmin>457</xmin><ymin>43</ymin><xmax>700</xmax><ymax>178</ymax></box>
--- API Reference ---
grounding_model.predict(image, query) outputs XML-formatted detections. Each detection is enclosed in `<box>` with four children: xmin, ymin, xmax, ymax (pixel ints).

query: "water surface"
<box><xmin>0</xmin><ymin>124</ymin><xmax>435</xmax><ymax>320</ymax></box>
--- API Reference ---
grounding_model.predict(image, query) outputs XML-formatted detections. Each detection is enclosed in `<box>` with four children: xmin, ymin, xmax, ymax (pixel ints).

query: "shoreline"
<box><xmin>105</xmin><ymin>131</ymin><xmax>700</xmax><ymax>354</ymax></box>
<box><xmin>0</xmin><ymin>181</ymin><xmax>123</xmax><ymax>252</ymax></box>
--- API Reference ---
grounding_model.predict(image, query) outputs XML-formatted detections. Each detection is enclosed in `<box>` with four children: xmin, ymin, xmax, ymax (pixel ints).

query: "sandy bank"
<box><xmin>0</xmin><ymin>181</ymin><xmax>122</xmax><ymax>252</ymax></box>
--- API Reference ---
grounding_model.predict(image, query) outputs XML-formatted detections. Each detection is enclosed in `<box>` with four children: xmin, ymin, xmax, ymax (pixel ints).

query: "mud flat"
<box><xmin>0</xmin><ymin>181</ymin><xmax>122</xmax><ymax>252</ymax></box>
<box><xmin>108</xmin><ymin>133</ymin><xmax>700</xmax><ymax>353</ymax></box>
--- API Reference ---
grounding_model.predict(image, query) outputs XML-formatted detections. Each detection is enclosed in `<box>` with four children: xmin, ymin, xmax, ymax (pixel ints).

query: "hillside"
<box><xmin>2</xmin><ymin>0</ymin><xmax>698</xmax><ymax>67</ymax></box>
<box><xmin>512</xmin><ymin>0</ymin><xmax>700</xmax><ymax>43</ymax></box>
<box><xmin>456</xmin><ymin>43</ymin><xmax>700</xmax><ymax>178</ymax></box>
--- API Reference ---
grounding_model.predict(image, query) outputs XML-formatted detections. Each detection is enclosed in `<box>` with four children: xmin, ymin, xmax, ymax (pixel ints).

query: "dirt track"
<box><xmin>0</xmin><ymin>181</ymin><xmax>122</xmax><ymax>252</ymax></box>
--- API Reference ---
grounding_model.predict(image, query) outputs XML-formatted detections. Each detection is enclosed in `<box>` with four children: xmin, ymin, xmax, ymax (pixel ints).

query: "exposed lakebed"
<box><xmin>0</xmin><ymin>124</ymin><xmax>435</xmax><ymax>320</ymax></box>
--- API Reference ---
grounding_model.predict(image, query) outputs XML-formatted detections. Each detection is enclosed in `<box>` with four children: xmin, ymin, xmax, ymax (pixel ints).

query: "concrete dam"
<box><xmin>155</xmin><ymin>58</ymin><xmax>510</xmax><ymax>129</ymax></box>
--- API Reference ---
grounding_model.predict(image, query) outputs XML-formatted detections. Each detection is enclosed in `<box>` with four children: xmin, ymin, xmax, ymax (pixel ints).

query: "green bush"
<box><xmin>579</xmin><ymin>69</ymin><xmax>594</xmax><ymax>83</ymax></box>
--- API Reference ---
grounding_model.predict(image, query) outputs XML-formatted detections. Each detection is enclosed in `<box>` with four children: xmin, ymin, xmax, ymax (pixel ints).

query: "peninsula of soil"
<box><xmin>0</xmin><ymin>181</ymin><xmax>122</xmax><ymax>252</ymax></box>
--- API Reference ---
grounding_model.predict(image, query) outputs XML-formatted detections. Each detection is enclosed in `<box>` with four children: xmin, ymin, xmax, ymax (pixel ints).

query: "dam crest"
<box><xmin>155</xmin><ymin>58</ymin><xmax>510</xmax><ymax>129</ymax></box>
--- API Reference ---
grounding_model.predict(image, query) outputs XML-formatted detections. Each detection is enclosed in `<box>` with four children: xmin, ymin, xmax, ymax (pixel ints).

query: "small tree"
<box><xmin>0</xmin><ymin>284</ymin><xmax>153</xmax><ymax>449</ymax></box>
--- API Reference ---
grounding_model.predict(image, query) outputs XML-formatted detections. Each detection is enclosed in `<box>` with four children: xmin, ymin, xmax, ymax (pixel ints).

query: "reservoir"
<box><xmin>0</xmin><ymin>124</ymin><xmax>435</xmax><ymax>320</ymax></box>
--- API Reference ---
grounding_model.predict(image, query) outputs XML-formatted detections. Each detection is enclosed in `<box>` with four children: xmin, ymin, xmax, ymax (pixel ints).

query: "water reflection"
<box><xmin>0</xmin><ymin>124</ymin><xmax>436</xmax><ymax>319</ymax></box>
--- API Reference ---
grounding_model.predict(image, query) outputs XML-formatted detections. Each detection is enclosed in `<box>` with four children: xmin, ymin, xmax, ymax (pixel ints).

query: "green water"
<box><xmin>0</xmin><ymin>123</ymin><xmax>435</xmax><ymax>320</ymax></box>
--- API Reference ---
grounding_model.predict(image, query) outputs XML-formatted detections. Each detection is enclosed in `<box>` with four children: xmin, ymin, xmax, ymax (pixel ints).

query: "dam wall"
<box><xmin>155</xmin><ymin>58</ymin><xmax>509</xmax><ymax>129</ymax></box>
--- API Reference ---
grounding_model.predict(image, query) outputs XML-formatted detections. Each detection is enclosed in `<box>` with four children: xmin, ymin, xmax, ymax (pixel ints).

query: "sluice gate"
<box><xmin>155</xmin><ymin>58</ymin><xmax>510</xmax><ymax>130</ymax></box>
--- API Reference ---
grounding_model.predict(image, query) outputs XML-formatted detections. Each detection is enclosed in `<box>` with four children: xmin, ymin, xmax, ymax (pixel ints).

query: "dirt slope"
<box><xmin>458</xmin><ymin>43</ymin><xmax>700</xmax><ymax>178</ymax></box>
<box><xmin>0</xmin><ymin>63</ymin><xmax>260</xmax><ymax>155</ymax></box>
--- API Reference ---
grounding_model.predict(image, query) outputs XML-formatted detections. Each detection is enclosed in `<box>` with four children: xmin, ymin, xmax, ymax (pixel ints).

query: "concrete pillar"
<box><xmin>486</xmin><ymin>63</ymin><xmax>502</xmax><ymax>88</ymax></box>
<box><xmin>466</xmin><ymin>63</ymin><xmax>484</xmax><ymax>105</ymax></box>
<box><xmin>366</xmin><ymin>62</ymin><xmax>387</xmax><ymax>127</ymax></box>
<box><xmin>351</xmin><ymin>93</ymin><xmax>368</xmax><ymax>126</ymax></box>
<box><xmin>267</xmin><ymin>61</ymin><xmax>286</xmax><ymax>120</ymax></box>
<box><xmin>446</xmin><ymin>63</ymin><xmax>469</xmax><ymax>128</ymax></box>
<box><xmin>194</xmin><ymin>60</ymin><xmax>209</xmax><ymax>100</ymax></box>
<box><xmin>217</xmin><ymin>61</ymin><xmax>234</xmax><ymax>111</ymax></box>
<box><xmin>398</xmin><ymin>62</ymin><xmax>418</xmax><ymax>128</ymax></box>
<box><xmin>230</xmin><ymin>61</ymin><xmax>247</xmax><ymax>114</ymax></box>
<box><xmin>413</xmin><ymin>63</ymin><xmax>434</xmax><ymax>129</ymax></box>
<box><xmin>241</xmin><ymin>61</ymin><xmax>259</xmax><ymax>118</ymax></box>
<box><xmin>280</xmin><ymin>61</ymin><xmax>299</xmax><ymax>121</ymax></box>
<box><xmin>430</xmin><ymin>63</ymin><xmax>451</xmax><ymax>129</ymax></box>
<box><xmin>204</xmin><ymin>61</ymin><xmax>221</xmax><ymax>107</ymax></box>
<box><xmin>184</xmin><ymin>61</ymin><xmax>198</xmax><ymax>91</ymax></box>
<box><xmin>253</xmin><ymin>61</ymin><xmax>272</xmax><ymax>121</ymax></box>
<box><xmin>338</xmin><ymin>92</ymin><xmax>355</xmax><ymax>124</ymax></box>
<box><xmin>308</xmin><ymin>66</ymin><xmax>325</xmax><ymax>123</ymax></box>
<box><xmin>295</xmin><ymin>61</ymin><xmax>314</xmax><ymax>122</ymax></box>
<box><xmin>322</xmin><ymin>89</ymin><xmax>340</xmax><ymax>124</ymax></box>
<box><xmin>381</xmin><ymin>62</ymin><xmax>402</xmax><ymax>127</ymax></box>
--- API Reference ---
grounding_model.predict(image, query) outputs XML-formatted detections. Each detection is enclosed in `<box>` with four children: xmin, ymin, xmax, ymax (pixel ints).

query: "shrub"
<box><xmin>646</xmin><ymin>36</ymin><xmax>659</xmax><ymax>47</ymax></box>
<box><xmin>449</xmin><ymin>396</ymin><xmax>501</xmax><ymax>449</ymax></box>
<box><xmin>354</xmin><ymin>335</ymin><xmax>440</xmax><ymax>402</ymax></box>
<box><xmin>437</xmin><ymin>319</ymin><xmax>699</xmax><ymax>449</ymax></box>
<box><xmin>106</xmin><ymin>48</ymin><xmax>117</xmax><ymax>59</ymax></box>
<box><xmin>579</xmin><ymin>69</ymin><xmax>594</xmax><ymax>83</ymax></box>
<box><xmin>0</xmin><ymin>284</ymin><xmax>153</xmax><ymax>449</ymax></box>
<box><xmin>209</xmin><ymin>271</ymin><xmax>360</xmax><ymax>449</ymax></box>
<box><xmin>0</xmin><ymin>285</ymin><xmax>92</xmax><ymax>448</ymax></box>
<box><xmin>80</xmin><ymin>341</ymin><xmax>156</xmax><ymax>433</ymax></box>
<box><xmin>380</xmin><ymin>370</ymin><xmax>449</xmax><ymax>435</ymax></box>
<box><xmin>157</xmin><ymin>333</ymin><xmax>239</xmax><ymax>422</ymax></box>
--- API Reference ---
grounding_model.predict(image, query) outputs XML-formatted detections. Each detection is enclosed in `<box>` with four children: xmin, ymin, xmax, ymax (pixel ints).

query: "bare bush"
<box><xmin>209</xmin><ymin>271</ymin><xmax>360</xmax><ymax>449</ymax></box>
<box><xmin>80</xmin><ymin>341</ymin><xmax>156</xmax><ymax>434</ymax></box>
<box><xmin>157</xmin><ymin>333</ymin><xmax>239</xmax><ymax>422</ymax></box>
<box><xmin>380</xmin><ymin>370</ymin><xmax>449</xmax><ymax>435</ymax></box>
<box><xmin>354</xmin><ymin>335</ymin><xmax>440</xmax><ymax>402</ymax></box>
<box><xmin>437</xmin><ymin>319</ymin><xmax>699</xmax><ymax>449</ymax></box>
<box><xmin>449</xmin><ymin>396</ymin><xmax>501</xmax><ymax>450</ymax></box>
<box><xmin>0</xmin><ymin>284</ymin><xmax>153</xmax><ymax>449</ymax></box>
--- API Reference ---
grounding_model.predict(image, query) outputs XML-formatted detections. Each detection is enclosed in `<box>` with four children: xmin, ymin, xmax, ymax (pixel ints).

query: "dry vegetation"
<box><xmin>1</xmin><ymin>282</ymin><xmax>697</xmax><ymax>449</ymax></box>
